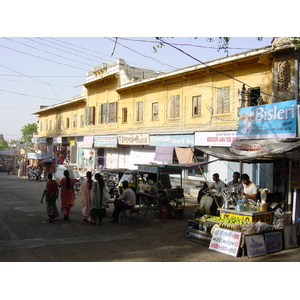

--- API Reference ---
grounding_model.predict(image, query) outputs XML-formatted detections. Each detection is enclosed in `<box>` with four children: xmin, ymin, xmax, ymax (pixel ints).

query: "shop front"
<box><xmin>187</xmin><ymin>100</ymin><xmax>300</xmax><ymax>258</ymax></box>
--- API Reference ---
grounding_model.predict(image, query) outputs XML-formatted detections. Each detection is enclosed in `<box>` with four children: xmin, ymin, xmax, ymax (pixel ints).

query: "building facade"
<box><xmin>32</xmin><ymin>39</ymin><xmax>300</xmax><ymax>190</ymax></box>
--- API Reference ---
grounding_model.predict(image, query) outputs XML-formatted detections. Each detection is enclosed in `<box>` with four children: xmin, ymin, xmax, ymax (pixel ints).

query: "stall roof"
<box><xmin>135</xmin><ymin>160</ymin><xmax>218</xmax><ymax>174</ymax></box>
<box><xmin>196</xmin><ymin>139</ymin><xmax>300</xmax><ymax>162</ymax></box>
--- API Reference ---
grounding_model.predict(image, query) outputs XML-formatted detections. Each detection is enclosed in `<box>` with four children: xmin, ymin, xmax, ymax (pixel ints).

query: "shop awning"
<box><xmin>175</xmin><ymin>147</ymin><xmax>194</xmax><ymax>164</ymax></box>
<box><xmin>154</xmin><ymin>146</ymin><xmax>174</xmax><ymax>163</ymax></box>
<box><xmin>196</xmin><ymin>139</ymin><xmax>300</xmax><ymax>162</ymax></box>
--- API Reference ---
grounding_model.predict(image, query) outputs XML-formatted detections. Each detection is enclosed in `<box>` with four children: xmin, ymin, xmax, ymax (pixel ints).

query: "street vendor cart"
<box><xmin>118</xmin><ymin>163</ymin><xmax>200</xmax><ymax>219</ymax></box>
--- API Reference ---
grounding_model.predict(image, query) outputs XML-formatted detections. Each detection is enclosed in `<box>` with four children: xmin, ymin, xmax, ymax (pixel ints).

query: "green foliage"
<box><xmin>0</xmin><ymin>139</ymin><xmax>8</xmax><ymax>149</ymax></box>
<box><xmin>21</xmin><ymin>123</ymin><xmax>37</xmax><ymax>144</ymax></box>
<box><xmin>292</xmin><ymin>37</ymin><xmax>300</xmax><ymax>50</ymax></box>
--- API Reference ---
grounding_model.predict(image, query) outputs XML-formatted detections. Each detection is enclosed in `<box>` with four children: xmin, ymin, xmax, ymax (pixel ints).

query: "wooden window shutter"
<box><xmin>170</xmin><ymin>95</ymin><xmax>180</xmax><ymax>118</ymax></box>
<box><xmin>136</xmin><ymin>102</ymin><xmax>143</xmax><ymax>121</ymax></box>
<box><xmin>109</xmin><ymin>102</ymin><xmax>117</xmax><ymax>123</ymax></box>
<box><xmin>217</xmin><ymin>87</ymin><xmax>230</xmax><ymax>114</ymax></box>
<box><xmin>89</xmin><ymin>106</ymin><xmax>95</xmax><ymax>125</ymax></box>
<box><xmin>152</xmin><ymin>102</ymin><xmax>159</xmax><ymax>120</ymax></box>
<box><xmin>85</xmin><ymin>107</ymin><xmax>89</xmax><ymax>125</ymax></box>
<box><xmin>98</xmin><ymin>105</ymin><xmax>102</xmax><ymax>124</ymax></box>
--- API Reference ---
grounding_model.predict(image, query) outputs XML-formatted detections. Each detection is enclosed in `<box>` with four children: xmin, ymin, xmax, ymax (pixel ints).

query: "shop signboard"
<box><xmin>31</xmin><ymin>137</ymin><xmax>47</xmax><ymax>143</ymax></box>
<box><xmin>0</xmin><ymin>150</ymin><xmax>18</xmax><ymax>155</ymax></box>
<box><xmin>194</xmin><ymin>131</ymin><xmax>237</xmax><ymax>146</ymax></box>
<box><xmin>118</xmin><ymin>134</ymin><xmax>149</xmax><ymax>145</ymax></box>
<box><xmin>237</xmin><ymin>100</ymin><xmax>297</xmax><ymax>139</ymax></box>
<box><xmin>209</xmin><ymin>228</ymin><xmax>242</xmax><ymax>257</ymax></box>
<box><xmin>149</xmin><ymin>134</ymin><xmax>194</xmax><ymax>147</ymax></box>
<box><xmin>82</xmin><ymin>136</ymin><xmax>94</xmax><ymax>148</ymax></box>
<box><xmin>53</xmin><ymin>137</ymin><xmax>62</xmax><ymax>144</ymax></box>
<box><xmin>94</xmin><ymin>135</ymin><xmax>118</xmax><ymax>148</ymax></box>
<box><xmin>27</xmin><ymin>152</ymin><xmax>52</xmax><ymax>159</ymax></box>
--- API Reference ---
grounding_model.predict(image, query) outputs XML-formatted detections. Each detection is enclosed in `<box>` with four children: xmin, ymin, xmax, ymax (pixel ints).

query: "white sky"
<box><xmin>0</xmin><ymin>2</ymin><xmax>295</xmax><ymax>141</ymax></box>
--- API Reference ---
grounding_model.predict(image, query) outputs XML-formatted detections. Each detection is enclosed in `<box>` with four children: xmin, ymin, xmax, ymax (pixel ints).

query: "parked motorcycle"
<box><xmin>74</xmin><ymin>176</ymin><xmax>85</xmax><ymax>192</ymax></box>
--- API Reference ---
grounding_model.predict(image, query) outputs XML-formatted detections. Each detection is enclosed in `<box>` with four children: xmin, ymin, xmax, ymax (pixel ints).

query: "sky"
<box><xmin>0</xmin><ymin>1</ymin><xmax>293</xmax><ymax>142</ymax></box>
<box><xmin>0</xmin><ymin>36</ymin><xmax>274</xmax><ymax>141</ymax></box>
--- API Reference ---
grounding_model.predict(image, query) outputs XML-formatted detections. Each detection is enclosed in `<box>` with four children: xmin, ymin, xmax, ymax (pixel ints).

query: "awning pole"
<box><xmin>189</xmin><ymin>146</ymin><xmax>220</xmax><ymax>208</ymax></box>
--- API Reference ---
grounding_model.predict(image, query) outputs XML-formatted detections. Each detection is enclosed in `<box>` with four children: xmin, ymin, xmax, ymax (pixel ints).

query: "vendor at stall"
<box><xmin>202</xmin><ymin>173</ymin><xmax>227</xmax><ymax>207</ymax></box>
<box><xmin>240</xmin><ymin>173</ymin><xmax>257</xmax><ymax>205</ymax></box>
<box><xmin>227</xmin><ymin>172</ymin><xmax>243</xmax><ymax>197</ymax></box>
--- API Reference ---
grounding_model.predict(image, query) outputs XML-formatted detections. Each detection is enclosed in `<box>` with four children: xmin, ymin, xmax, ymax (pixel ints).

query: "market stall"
<box><xmin>118</xmin><ymin>163</ymin><xmax>201</xmax><ymax>220</ymax></box>
<box><xmin>186</xmin><ymin>204</ymin><xmax>296</xmax><ymax>258</ymax></box>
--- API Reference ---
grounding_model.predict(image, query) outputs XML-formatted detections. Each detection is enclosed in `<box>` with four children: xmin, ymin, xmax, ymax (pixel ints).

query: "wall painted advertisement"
<box><xmin>237</xmin><ymin>100</ymin><xmax>297</xmax><ymax>139</ymax></box>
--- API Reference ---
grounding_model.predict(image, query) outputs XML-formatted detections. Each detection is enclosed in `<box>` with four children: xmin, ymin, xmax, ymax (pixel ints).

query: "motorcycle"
<box><xmin>74</xmin><ymin>176</ymin><xmax>85</xmax><ymax>192</ymax></box>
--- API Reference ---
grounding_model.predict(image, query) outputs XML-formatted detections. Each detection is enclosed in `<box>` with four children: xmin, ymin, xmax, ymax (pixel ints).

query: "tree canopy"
<box><xmin>21</xmin><ymin>123</ymin><xmax>37</xmax><ymax>144</ymax></box>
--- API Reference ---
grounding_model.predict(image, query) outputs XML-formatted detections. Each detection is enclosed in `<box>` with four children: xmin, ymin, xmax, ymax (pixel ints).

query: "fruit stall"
<box><xmin>186</xmin><ymin>208</ymin><xmax>297</xmax><ymax>258</ymax></box>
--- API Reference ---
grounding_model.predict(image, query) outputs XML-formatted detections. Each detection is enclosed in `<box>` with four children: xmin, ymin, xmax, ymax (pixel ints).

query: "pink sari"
<box><xmin>80</xmin><ymin>180</ymin><xmax>93</xmax><ymax>222</ymax></box>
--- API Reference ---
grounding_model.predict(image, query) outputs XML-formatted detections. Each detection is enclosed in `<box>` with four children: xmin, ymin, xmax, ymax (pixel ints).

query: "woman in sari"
<box><xmin>59</xmin><ymin>170</ymin><xmax>75</xmax><ymax>221</ymax></box>
<box><xmin>40</xmin><ymin>173</ymin><xmax>59</xmax><ymax>223</ymax></box>
<box><xmin>90</xmin><ymin>173</ymin><xmax>108</xmax><ymax>225</ymax></box>
<box><xmin>80</xmin><ymin>171</ymin><xmax>93</xmax><ymax>222</ymax></box>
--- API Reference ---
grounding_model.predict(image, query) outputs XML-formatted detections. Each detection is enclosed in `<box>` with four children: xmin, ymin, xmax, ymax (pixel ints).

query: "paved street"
<box><xmin>0</xmin><ymin>172</ymin><xmax>300</xmax><ymax>262</ymax></box>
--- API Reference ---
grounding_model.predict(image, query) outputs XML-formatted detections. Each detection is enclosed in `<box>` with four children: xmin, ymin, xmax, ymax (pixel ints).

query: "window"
<box><xmin>249</xmin><ymin>88</ymin><xmax>261</xmax><ymax>106</ymax></box>
<box><xmin>99</xmin><ymin>102</ymin><xmax>117</xmax><ymax>124</ymax></box>
<box><xmin>152</xmin><ymin>102</ymin><xmax>159</xmax><ymax>121</ymax></box>
<box><xmin>66</xmin><ymin>118</ymin><xmax>70</xmax><ymax>129</ymax></box>
<box><xmin>80</xmin><ymin>115</ymin><xmax>84</xmax><ymax>127</ymax></box>
<box><xmin>49</xmin><ymin>120</ymin><xmax>52</xmax><ymax>131</ymax></box>
<box><xmin>217</xmin><ymin>87</ymin><xmax>230</xmax><ymax>114</ymax></box>
<box><xmin>192</xmin><ymin>96</ymin><xmax>201</xmax><ymax>117</ymax></box>
<box><xmin>170</xmin><ymin>95</ymin><xmax>180</xmax><ymax>118</ymax></box>
<box><xmin>122</xmin><ymin>108</ymin><xmax>128</xmax><ymax>123</ymax></box>
<box><xmin>73</xmin><ymin>114</ymin><xmax>77</xmax><ymax>128</ymax></box>
<box><xmin>45</xmin><ymin>119</ymin><xmax>48</xmax><ymax>131</ymax></box>
<box><xmin>39</xmin><ymin>122</ymin><xmax>43</xmax><ymax>132</ymax></box>
<box><xmin>85</xmin><ymin>106</ymin><xmax>95</xmax><ymax>125</ymax></box>
<box><xmin>57</xmin><ymin>116</ymin><xmax>62</xmax><ymax>130</ymax></box>
<box><xmin>136</xmin><ymin>101</ymin><xmax>143</xmax><ymax>121</ymax></box>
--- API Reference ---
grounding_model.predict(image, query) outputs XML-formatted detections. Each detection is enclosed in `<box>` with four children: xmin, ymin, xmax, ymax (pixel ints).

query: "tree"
<box><xmin>0</xmin><ymin>139</ymin><xmax>8</xmax><ymax>149</ymax></box>
<box><xmin>21</xmin><ymin>123</ymin><xmax>37</xmax><ymax>144</ymax></box>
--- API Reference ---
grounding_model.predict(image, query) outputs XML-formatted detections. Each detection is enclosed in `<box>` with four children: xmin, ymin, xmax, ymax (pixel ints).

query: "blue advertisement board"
<box><xmin>149</xmin><ymin>134</ymin><xmax>194</xmax><ymax>146</ymax></box>
<box><xmin>237</xmin><ymin>100</ymin><xmax>297</xmax><ymax>139</ymax></box>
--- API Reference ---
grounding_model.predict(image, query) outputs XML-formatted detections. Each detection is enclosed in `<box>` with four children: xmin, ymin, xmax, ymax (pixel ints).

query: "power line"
<box><xmin>104</xmin><ymin>37</ymin><xmax>177</xmax><ymax>70</ymax></box>
<box><xmin>25</xmin><ymin>37</ymin><xmax>101</xmax><ymax>64</ymax></box>
<box><xmin>117</xmin><ymin>37</ymin><xmax>255</xmax><ymax>51</ymax></box>
<box><xmin>0</xmin><ymin>74</ymin><xmax>84</xmax><ymax>77</ymax></box>
<box><xmin>0</xmin><ymin>88</ymin><xmax>65</xmax><ymax>101</ymax></box>
<box><xmin>0</xmin><ymin>63</ymin><xmax>65</xmax><ymax>101</ymax></box>
<box><xmin>2</xmin><ymin>37</ymin><xmax>94</xmax><ymax>68</ymax></box>
<box><xmin>157</xmin><ymin>38</ymin><xmax>283</xmax><ymax>101</ymax></box>
<box><xmin>0</xmin><ymin>43</ymin><xmax>87</xmax><ymax>71</ymax></box>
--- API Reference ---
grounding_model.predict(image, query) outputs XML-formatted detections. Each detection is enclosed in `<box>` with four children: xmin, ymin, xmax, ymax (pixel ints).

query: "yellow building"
<box><xmin>32</xmin><ymin>38</ymin><xmax>300</xmax><ymax>185</ymax></box>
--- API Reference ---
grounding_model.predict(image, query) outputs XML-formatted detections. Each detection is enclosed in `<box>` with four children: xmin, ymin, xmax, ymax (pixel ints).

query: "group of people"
<box><xmin>197</xmin><ymin>172</ymin><xmax>258</xmax><ymax>207</ymax></box>
<box><xmin>40</xmin><ymin>170</ymin><xmax>136</xmax><ymax>224</ymax></box>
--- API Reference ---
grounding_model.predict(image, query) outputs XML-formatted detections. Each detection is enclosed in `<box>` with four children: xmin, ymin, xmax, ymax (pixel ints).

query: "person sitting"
<box><xmin>197</xmin><ymin>182</ymin><xmax>208</xmax><ymax>203</ymax></box>
<box><xmin>202</xmin><ymin>173</ymin><xmax>226</xmax><ymax>207</ymax></box>
<box><xmin>111</xmin><ymin>180</ymin><xmax>136</xmax><ymax>223</ymax></box>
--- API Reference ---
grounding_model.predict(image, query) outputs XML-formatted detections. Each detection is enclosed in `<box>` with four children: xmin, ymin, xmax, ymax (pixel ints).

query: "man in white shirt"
<box><xmin>240</xmin><ymin>173</ymin><xmax>257</xmax><ymax>205</ymax></box>
<box><xmin>111</xmin><ymin>180</ymin><xmax>136</xmax><ymax>223</ymax></box>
